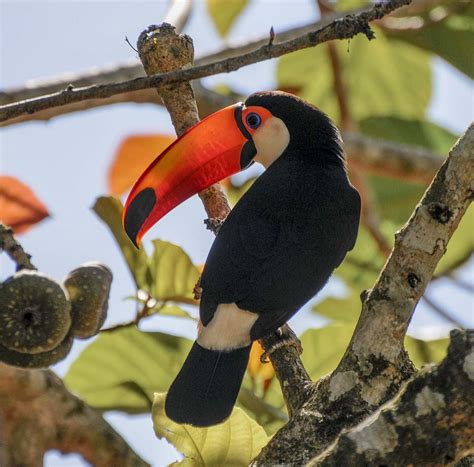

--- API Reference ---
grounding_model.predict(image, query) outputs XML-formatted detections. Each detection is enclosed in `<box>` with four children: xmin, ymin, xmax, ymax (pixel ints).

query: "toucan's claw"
<box><xmin>259</xmin><ymin>326</ymin><xmax>303</xmax><ymax>363</ymax></box>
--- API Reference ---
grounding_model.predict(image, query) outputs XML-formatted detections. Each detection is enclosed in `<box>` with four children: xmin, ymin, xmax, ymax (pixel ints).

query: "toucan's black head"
<box><xmin>245</xmin><ymin>91</ymin><xmax>345</xmax><ymax>168</ymax></box>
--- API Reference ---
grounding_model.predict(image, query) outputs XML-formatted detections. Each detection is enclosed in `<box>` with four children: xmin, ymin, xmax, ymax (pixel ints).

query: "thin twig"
<box><xmin>0</xmin><ymin>0</ymin><xmax>411</xmax><ymax>123</ymax></box>
<box><xmin>0</xmin><ymin>224</ymin><xmax>36</xmax><ymax>271</ymax></box>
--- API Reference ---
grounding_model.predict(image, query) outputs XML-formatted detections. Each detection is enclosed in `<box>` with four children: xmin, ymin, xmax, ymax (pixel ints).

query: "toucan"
<box><xmin>123</xmin><ymin>91</ymin><xmax>360</xmax><ymax>427</ymax></box>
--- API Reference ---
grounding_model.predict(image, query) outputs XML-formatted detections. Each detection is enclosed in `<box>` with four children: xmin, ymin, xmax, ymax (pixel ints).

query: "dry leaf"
<box><xmin>108</xmin><ymin>134</ymin><xmax>174</xmax><ymax>196</ymax></box>
<box><xmin>0</xmin><ymin>176</ymin><xmax>49</xmax><ymax>234</ymax></box>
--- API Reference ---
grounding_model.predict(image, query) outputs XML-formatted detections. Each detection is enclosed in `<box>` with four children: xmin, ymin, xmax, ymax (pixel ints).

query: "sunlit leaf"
<box><xmin>300</xmin><ymin>324</ymin><xmax>449</xmax><ymax>383</ymax></box>
<box><xmin>360</xmin><ymin>116</ymin><xmax>458</xmax><ymax>156</ymax></box>
<box><xmin>335</xmin><ymin>226</ymin><xmax>385</xmax><ymax>291</ymax></box>
<box><xmin>149</xmin><ymin>239</ymin><xmax>200</xmax><ymax>303</ymax></box>
<box><xmin>108</xmin><ymin>134</ymin><xmax>174</xmax><ymax>196</ymax></box>
<box><xmin>435</xmin><ymin>206</ymin><xmax>473</xmax><ymax>275</ymax></box>
<box><xmin>333</xmin><ymin>0</ymin><xmax>369</xmax><ymax>11</ymax></box>
<box><xmin>388</xmin><ymin>2</ymin><xmax>474</xmax><ymax>78</ymax></box>
<box><xmin>153</xmin><ymin>392</ymin><xmax>268</xmax><ymax>466</ymax></box>
<box><xmin>65</xmin><ymin>327</ymin><xmax>192</xmax><ymax>412</ymax></box>
<box><xmin>157</xmin><ymin>304</ymin><xmax>196</xmax><ymax>319</ymax></box>
<box><xmin>313</xmin><ymin>288</ymin><xmax>361</xmax><ymax>323</ymax></box>
<box><xmin>93</xmin><ymin>196</ymin><xmax>149</xmax><ymax>289</ymax></box>
<box><xmin>206</xmin><ymin>0</ymin><xmax>249</xmax><ymax>37</ymax></box>
<box><xmin>405</xmin><ymin>335</ymin><xmax>449</xmax><ymax>368</ymax></box>
<box><xmin>0</xmin><ymin>176</ymin><xmax>49</xmax><ymax>234</ymax></box>
<box><xmin>277</xmin><ymin>27</ymin><xmax>431</xmax><ymax>125</ymax></box>
<box><xmin>227</xmin><ymin>177</ymin><xmax>256</xmax><ymax>206</ymax></box>
<box><xmin>300</xmin><ymin>324</ymin><xmax>356</xmax><ymax>380</ymax></box>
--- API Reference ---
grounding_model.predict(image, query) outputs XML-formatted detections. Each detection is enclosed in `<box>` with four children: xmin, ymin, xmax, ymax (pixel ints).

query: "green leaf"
<box><xmin>65</xmin><ymin>327</ymin><xmax>192</xmax><ymax>412</ymax></box>
<box><xmin>227</xmin><ymin>177</ymin><xmax>256</xmax><ymax>206</ymax></box>
<box><xmin>360</xmin><ymin>116</ymin><xmax>458</xmax><ymax>155</ymax></box>
<box><xmin>157</xmin><ymin>304</ymin><xmax>196</xmax><ymax>319</ymax></box>
<box><xmin>435</xmin><ymin>205</ymin><xmax>474</xmax><ymax>275</ymax></box>
<box><xmin>93</xmin><ymin>196</ymin><xmax>149</xmax><ymax>289</ymax></box>
<box><xmin>206</xmin><ymin>0</ymin><xmax>249</xmax><ymax>37</ymax></box>
<box><xmin>277</xmin><ymin>27</ymin><xmax>431</xmax><ymax>125</ymax></box>
<box><xmin>389</xmin><ymin>3</ymin><xmax>474</xmax><ymax>78</ymax></box>
<box><xmin>300</xmin><ymin>323</ymin><xmax>356</xmax><ymax>380</ymax></box>
<box><xmin>368</xmin><ymin>176</ymin><xmax>427</xmax><ymax>225</ymax></box>
<box><xmin>333</xmin><ymin>0</ymin><xmax>369</xmax><ymax>11</ymax></box>
<box><xmin>149</xmin><ymin>239</ymin><xmax>200</xmax><ymax>303</ymax></box>
<box><xmin>313</xmin><ymin>288</ymin><xmax>361</xmax><ymax>323</ymax></box>
<box><xmin>153</xmin><ymin>392</ymin><xmax>269</xmax><ymax>466</ymax></box>
<box><xmin>336</xmin><ymin>226</ymin><xmax>386</xmax><ymax>291</ymax></box>
<box><xmin>300</xmin><ymin>324</ymin><xmax>449</xmax><ymax>383</ymax></box>
<box><xmin>405</xmin><ymin>336</ymin><xmax>449</xmax><ymax>367</ymax></box>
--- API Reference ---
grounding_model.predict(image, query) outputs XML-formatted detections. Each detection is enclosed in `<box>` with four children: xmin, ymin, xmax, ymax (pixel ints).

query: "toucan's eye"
<box><xmin>246</xmin><ymin>113</ymin><xmax>262</xmax><ymax>129</ymax></box>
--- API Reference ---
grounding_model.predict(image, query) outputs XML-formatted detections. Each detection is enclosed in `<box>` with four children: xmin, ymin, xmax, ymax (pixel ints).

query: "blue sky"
<box><xmin>1</xmin><ymin>1</ymin><xmax>473</xmax><ymax>465</ymax></box>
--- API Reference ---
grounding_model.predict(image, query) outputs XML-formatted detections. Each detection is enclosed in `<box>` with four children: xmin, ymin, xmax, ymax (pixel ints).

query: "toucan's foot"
<box><xmin>204</xmin><ymin>217</ymin><xmax>225</xmax><ymax>235</ymax></box>
<box><xmin>260</xmin><ymin>325</ymin><xmax>302</xmax><ymax>363</ymax></box>
<box><xmin>193</xmin><ymin>277</ymin><xmax>202</xmax><ymax>300</ymax></box>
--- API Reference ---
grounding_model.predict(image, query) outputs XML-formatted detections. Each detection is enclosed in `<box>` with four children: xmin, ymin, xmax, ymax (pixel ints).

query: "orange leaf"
<box><xmin>247</xmin><ymin>341</ymin><xmax>275</xmax><ymax>389</ymax></box>
<box><xmin>0</xmin><ymin>176</ymin><xmax>49</xmax><ymax>234</ymax></box>
<box><xmin>108</xmin><ymin>134</ymin><xmax>175</xmax><ymax>196</ymax></box>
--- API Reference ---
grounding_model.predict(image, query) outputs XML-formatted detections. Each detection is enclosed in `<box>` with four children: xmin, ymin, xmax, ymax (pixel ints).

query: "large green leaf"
<box><xmin>435</xmin><ymin>206</ymin><xmax>474</xmax><ymax>275</ymax></box>
<box><xmin>360</xmin><ymin>116</ymin><xmax>458</xmax><ymax>155</ymax></box>
<box><xmin>206</xmin><ymin>0</ymin><xmax>249</xmax><ymax>37</ymax></box>
<box><xmin>277</xmin><ymin>27</ymin><xmax>431</xmax><ymax>125</ymax></box>
<box><xmin>300</xmin><ymin>324</ymin><xmax>449</xmax><ymax>383</ymax></box>
<box><xmin>149</xmin><ymin>239</ymin><xmax>200</xmax><ymax>303</ymax></box>
<box><xmin>93</xmin><ymin>196</ymin><xmax>200</xmax><ymax>301</ymax></box>
<box><xmin>300</xmin><ymin>324</ymin><xmax>357</xmax><ymax>380</ymax></box>
<box><xmin>389</xmin><ymin>2</ymin><xmax>474</xmax><ymax>78</ymax></box>
<box><xmin>335</xmin><ymin>226</ymin><xmax>386</xmax><ymax>291</ymax></box>
<box><xmin>93</xmin><ymin>196</ymin><xmax>149</xmax><ymax>289</ymax></box>
<box><xmin>65</xmin><ymin>327</ymin><xmax>192</xmax><ymax>412</ymax></box>
<box><xmin>153</xmin><ymin>392</ymin><xmax>268</xmax><ymax>466</ymax></box>
<box><xmin>405</xmin><ymin>335</ymin><xmax>449</xmax><ymax>368</ymax></box>
<box><xmin>313</xmin><ymin>288</ymin><xmax>361</xmax><ymax>323</ymax></box>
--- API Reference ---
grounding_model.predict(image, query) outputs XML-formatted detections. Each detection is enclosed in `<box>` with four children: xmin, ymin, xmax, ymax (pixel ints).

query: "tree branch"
<box><xmin>343</xmin><ymin>131</ymin><xmax>444</xmax><ymax>183</ymax></box>
<box><xmin>0</xmin><ymin>223</ymin><xmax>36</xmax><ymax>270</ymax></box>
<box><xmin>253</xmin><ymin>124</ymin><xmax>473</xmax><ymax>465</ymax></box>
<box><xmin>0</xmin><ymin>364</ymin><xmax>149</xmax><ymax>467</ymax></box>
<box><xmin>0</xmin><ymin>0</ymin><xmax>411</xmax><ymax>124</ymax></box>
<box><xmin>0</xmin><ymin>9</ymin><xmax>357</xmax><ymax>125</ymax></box>
<box><xmin>311</xmin><ymin>329</ymin><xmax>474</xmax><ymax>465</ymax></box>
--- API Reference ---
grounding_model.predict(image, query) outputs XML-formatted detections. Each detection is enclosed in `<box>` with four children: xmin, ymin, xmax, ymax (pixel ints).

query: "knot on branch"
<box><xmin>428</xmin><ymin>202</ymin><xmax>453</xmax><ymax>224</ymax></box>
<box><xmin>137</xmin><ymin>23</ymin><xmax>193</xmax><ymax>75</ymax></box>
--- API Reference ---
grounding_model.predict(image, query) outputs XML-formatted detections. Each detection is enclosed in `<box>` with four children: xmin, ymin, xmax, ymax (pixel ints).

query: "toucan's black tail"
<box><xmin>165</xmin><ymin>342</ymin><xmax>251</xmax><ymax>427</ymax></box>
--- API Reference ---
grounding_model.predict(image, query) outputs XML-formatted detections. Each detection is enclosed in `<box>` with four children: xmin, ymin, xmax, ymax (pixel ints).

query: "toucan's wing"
<box><xmin>199</xmin><ymin>158</ymin><xmax>360</xmax><ymax>332</ymax></box>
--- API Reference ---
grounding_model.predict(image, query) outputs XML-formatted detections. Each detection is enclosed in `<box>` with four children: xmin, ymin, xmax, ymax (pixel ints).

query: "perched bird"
<box><xmin>123</xmin><ymin>91</ymin><xmax>360</xmax><ymax>427</ymax></box>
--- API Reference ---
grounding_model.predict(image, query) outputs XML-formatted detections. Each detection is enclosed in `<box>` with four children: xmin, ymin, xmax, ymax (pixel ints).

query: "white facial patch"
<box><xmin>197</xmin><ymin>303</ymin><xmax>258</xmax><ymax>351</ymax></box>
<box><xmin>252</xmin><ymin>116</ymin><xmax>290</xmax><ymax>169</ymax></box>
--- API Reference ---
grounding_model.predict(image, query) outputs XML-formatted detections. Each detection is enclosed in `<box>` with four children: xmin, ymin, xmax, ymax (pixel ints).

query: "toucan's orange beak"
<box><xmin>123</xmin><ymin>103</ymin><xmax>268</xmax><ymax>247</ymax></box>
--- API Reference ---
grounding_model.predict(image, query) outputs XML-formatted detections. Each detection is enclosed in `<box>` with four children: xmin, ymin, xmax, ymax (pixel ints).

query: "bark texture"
<box><xmin>312</xmin><ymin>330</ymin><xmax>474</xmax><ymax>465</ymax></box>
<box><xmin>0</xmin><ymin>364</ymin><xmax>149</xmax><ymax>467</ymax></box>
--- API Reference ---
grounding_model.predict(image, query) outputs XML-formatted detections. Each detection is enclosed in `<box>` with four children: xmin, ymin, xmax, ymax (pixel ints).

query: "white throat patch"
<box><xmin>252</xmin><ymin>117</ymin><xmax>290</xmax><ymax>169</ymax></box>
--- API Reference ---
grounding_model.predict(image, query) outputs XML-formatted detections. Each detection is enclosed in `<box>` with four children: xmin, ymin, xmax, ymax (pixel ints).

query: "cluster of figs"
<box><xmin>0</xmin><ymin>262</ymin><xmax>112</xmax><ymax>368</ymax></box>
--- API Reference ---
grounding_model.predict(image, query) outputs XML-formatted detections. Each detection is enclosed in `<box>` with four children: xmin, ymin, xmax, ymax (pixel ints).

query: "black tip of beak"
<box><xmin>123</xmin><ymin>187</ymin><xmax>156</xmax><ymax>248</ymax></box>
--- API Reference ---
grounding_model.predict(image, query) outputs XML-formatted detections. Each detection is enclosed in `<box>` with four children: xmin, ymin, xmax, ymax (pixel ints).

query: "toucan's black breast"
<box><xmin>199</xmin><ymin>154</ymin><xmax>360</xmax><ymax>338</ymax></box>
